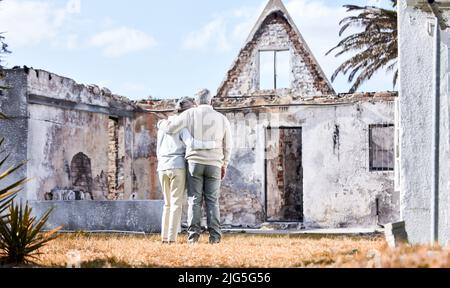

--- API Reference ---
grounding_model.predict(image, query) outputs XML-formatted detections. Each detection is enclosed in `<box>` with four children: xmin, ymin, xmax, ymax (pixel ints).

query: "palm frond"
<box><xmin>0</xmin><ymin>112</ymin><xmax>9</xmax><ymax>120</ymax></box>
<box><xmin>327</xmin><ymin>4</ymin><xmax>398</xmax><ymax>92</ymax></box>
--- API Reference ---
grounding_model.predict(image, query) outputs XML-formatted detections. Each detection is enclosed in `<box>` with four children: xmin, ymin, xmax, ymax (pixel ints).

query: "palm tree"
<box><xmin>326</xmin><ymin>1</ymin><xmax>397</xmax><ymax>93</ymax></box>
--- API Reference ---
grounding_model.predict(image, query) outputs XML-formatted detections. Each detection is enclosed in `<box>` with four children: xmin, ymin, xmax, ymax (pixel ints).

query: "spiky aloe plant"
<box><xmin>0</xmin><ymin>136</ymin><xmax>61</xmax><ymax>265</ymax></box>
<box><xmin>0</xmin><ymin>138</ymin><xmax>27</xmax><ymax>219</ymax></box>
<box><xmin>0</xmin><ymin>202</ymin><xmax>62</xmax><ymax>265</ymax></box>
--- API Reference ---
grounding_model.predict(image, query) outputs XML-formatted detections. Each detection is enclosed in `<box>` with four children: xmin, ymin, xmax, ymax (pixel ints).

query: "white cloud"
<box><xmin>0</xmin><ymin>0</ymin><xmax>157</xmax><ymax>59</ymax></box>
<box><xmin>89</xmin><ymin>27</ymin><xmax>157</xmax><ymax>58</ymax></box>
<box><xmin>0</xmin><ymin>0</ymin><xmax>81</xmax><ymax>48</ymax></box>
<box><xmin>182</xmin><ymin>3</ymin><xmax>265</xmax><ymax>52</ymax></box>
<box><xmin>182</xmin><ymin>17</ymin><xmax>230</xmax><ymax>51</ymax></box>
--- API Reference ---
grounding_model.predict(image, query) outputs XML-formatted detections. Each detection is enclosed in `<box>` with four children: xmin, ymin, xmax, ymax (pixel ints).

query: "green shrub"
<box><xmin>0</xmin><ymin>137</ymin><xmax>61</xmax><ymax>265</ymax></box>
<box><xmin>0</xmin><ymin>201</ymin><xmax>61</xmax><ymax>265</ymax></box>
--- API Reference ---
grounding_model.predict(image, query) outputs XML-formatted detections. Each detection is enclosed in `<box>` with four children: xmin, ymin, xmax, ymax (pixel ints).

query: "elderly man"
<box><xmin>160</xmin><ymin>89</ymin><xmax>232</xmax><ymax>244</ymax></box>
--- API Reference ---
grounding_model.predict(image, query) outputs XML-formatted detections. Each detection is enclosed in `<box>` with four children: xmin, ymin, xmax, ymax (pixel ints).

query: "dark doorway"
<box><xmin>265</xmin><ymin>127</ymin><xmax>303</xmax><ymax>222</ymax></box>
<box><xmin>70</xmin><ymin>152</ymin><xmax>93</xmax><ymax>193</ymax></box>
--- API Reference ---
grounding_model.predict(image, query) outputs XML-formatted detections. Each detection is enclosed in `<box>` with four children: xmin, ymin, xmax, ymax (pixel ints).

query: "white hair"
<box><xmin>195</xmin><ymin>89</ymin><xmax>212</xmax><ymax>105</ymax></box>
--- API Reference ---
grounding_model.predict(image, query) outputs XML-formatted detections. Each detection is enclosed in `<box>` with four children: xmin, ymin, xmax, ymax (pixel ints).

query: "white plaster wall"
<box><xmin>223</xmin><ymin>101</ymin><xmax>397</xmax><ymax>228</ymax></box>
<box><xmin>398</xmin><ymin>1</ymin><xmax>450</xmax><ymax>245</ymax></box>
<box><xmin>26</xmin><ymin>104</ymin><xmax>111</xmax><ymax>200</ymax></box>
<box><xmin>301</xmin><ymin>102</ymin><xmax>396</xmax><ymax>228</ymax></box>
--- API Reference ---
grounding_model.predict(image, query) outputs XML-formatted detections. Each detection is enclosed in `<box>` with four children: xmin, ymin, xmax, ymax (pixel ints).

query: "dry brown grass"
<box><xmin>30</xmin><ymin>233</ymin><xmax>450</xmax><ymax>268</ymax></box>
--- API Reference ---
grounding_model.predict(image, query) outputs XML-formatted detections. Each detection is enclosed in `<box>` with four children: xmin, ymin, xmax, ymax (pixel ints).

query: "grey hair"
<box><xmin>195</xmin><ymin>89</ymin><xmax>212</xmax><ymax>105</ymax></box>
<box><xmin>175</xmin><ymin>97</ymin><xmax>195</xmax><ymax>114</ymax></box>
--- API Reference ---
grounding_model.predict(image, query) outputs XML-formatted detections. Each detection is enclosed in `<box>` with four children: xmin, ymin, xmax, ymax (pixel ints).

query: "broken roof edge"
<box><xmin>6</xmin><ymin>66</ymin><xmax>137</xmax><ymax>107</ymax></box>
<box><xmin>216</xmin><ymin>0</ymin><xmax>336</xmax><ymax>98</ymax></box>
<box><xmin>138</xmin><ymin>91</ymin><xmax>398</xmax><ymax>113</ymax></box>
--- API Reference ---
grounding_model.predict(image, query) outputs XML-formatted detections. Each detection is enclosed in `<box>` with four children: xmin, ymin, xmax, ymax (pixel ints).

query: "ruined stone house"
<box><xmin>0</xmin><ymin>0</ymin><xmax>399</xmax><ymax>232</ymax></box>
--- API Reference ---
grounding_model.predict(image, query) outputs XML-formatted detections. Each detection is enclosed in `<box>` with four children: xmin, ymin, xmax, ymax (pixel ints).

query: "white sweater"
<box><xmin>160</xmin><ymin>105</ymin><xmax>233</xmax><ymax>168</ymax></box>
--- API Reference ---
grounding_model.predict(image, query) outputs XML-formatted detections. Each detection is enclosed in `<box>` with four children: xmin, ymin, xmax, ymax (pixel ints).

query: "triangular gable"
<box><xmin>216</xmin><ymin>0</ymin><xmax>335</xmax><ymax>98</ymax></box>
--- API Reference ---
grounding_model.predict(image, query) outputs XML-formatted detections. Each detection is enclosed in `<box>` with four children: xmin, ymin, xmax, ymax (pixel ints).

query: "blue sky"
<box><xmin>0</xmin><ymin>0</ymin><xmax>395</xmax><ymax>100</ymax></box>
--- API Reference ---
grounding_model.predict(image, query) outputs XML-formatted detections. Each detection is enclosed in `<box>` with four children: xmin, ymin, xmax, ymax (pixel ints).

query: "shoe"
<box><xmin>188</xmin><ymin>234</ymin><xmax>200</xmax><ymax>245</ymax></box>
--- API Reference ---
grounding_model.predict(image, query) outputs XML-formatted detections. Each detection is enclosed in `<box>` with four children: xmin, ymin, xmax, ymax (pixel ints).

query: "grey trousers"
<box><xmin>187</xmin><ymin>162</ymin><xmax>222</xmax><ymax>243</ymax></box>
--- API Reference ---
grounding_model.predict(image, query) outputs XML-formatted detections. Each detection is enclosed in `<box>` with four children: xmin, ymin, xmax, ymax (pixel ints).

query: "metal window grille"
<box><xmin>369</xmin><ymin>124</ymin><xmax>395</xmax><ymax>172</ymax></box>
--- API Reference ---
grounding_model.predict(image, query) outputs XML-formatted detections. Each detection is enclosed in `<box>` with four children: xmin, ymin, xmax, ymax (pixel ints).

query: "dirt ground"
<box><xmin>29</xmin><ymin>233</ymin><xmax>450</xmax><ymax>268</ymax></box>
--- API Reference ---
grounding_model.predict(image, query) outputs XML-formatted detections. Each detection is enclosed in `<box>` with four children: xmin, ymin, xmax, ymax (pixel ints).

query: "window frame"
<box><xmin>258</xmin><ymin>48</ymin><xmax>291</xmax><ymax>90</ymax></box>
<box><xmin>369</xmin><ymin>124</ymin><xmax>395</xmax><ymax>172</ymax></box>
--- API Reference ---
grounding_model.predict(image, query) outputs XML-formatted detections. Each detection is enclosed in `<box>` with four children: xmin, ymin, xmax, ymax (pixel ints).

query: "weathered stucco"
<box><xmin>5</xmin><ymin>68</ymin><xmax>137</xmax><ymax>201</ymax></box>
<box><xmin>398</xmin><ymin>0</ymin><xmax>450</xmax><ymax>245</ymax></box>
<box><xmin>138</xmin><ymin>93</ymin><xmax>398</xmax><ymax>229</ymax></box>
<box><xmin>0</xmin><ymin>69</ymin><xmax>28</xmax><ymax>201</ymax></box>
<box><xmin>218</xmin><ymin>96</ymin><xmax>397</xmax><ymax>228</ymax></box>
<box><xmin>132</xmin><ymin>112</ymin><xmax>165</xmax><ymax>200</ymax></box>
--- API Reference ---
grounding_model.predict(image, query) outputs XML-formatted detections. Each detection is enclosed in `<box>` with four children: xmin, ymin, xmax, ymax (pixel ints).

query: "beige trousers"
<box><xmin>159</xmin><ymin>168</ymin><xmax>186</xmax><ymax>242</ymax></box>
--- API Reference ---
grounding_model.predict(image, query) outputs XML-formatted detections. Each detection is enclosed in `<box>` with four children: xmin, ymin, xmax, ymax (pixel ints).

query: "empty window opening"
<box><xmin>259</xmin><ymin>50</ymin><xmax>291</xmax><ymax>90</ymax></box>
<box><xmin>369</xmin><ymin>124</ymin><xmax>394</xmax><ymax>171</ymax></box>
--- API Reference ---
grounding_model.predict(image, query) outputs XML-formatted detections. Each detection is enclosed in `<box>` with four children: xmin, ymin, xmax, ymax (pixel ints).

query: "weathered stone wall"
<box><xmin>217</xmin><ymin>12</ymin><xmax>334</xmax><ymax>98</ymax></box>
<box><xmin>0</xmin><ymin>69</ymin><xmax>28</xmax><ymax>201</ymax></box>
<box><xmin>1</xmin><ymin>68</ymin><xmax>166</xmax><ymax>202</ymax></box>
<box><xmin>27</xmin><ymin>104</ymin><xmax>110</xmax><ymax>200</ymax></box>
<box><xmin>3</xmin><ymin>68</ymin><xmax>136</xmax><ymax>201</ymax></box>
<box><xmin>30</xmin><ymin>200</ymin><xmax>164</xmax><ymax>233</ymax></box>
<box><xmin>132</xmin><ymin>111</ymin><xmax>169</xmax><ymax>200</ymax></box>
<box><xmin>142</xmin><ymin>93</ymin><xmax>399</xmax><ymax>229</ymax></box>
<box><xmin>211</xmin><ymin>94</ymin><xmax>397</xmax><ymax>228</ymax></box>
<box><xmin>1</xmin><ymin>67</ymin><xmax>398</xmax><ymax>230</ymax></box>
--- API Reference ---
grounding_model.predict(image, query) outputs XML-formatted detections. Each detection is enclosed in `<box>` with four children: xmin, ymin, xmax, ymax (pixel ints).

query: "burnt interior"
<box><xmin>266</xmin><ymin>127</ymin><xmax>303</xmax><ymax>222</ymax></box>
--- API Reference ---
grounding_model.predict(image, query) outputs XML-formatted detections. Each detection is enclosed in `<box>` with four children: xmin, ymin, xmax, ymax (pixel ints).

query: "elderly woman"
<box><xmin>157</xmin><ymin>98</ymin><xmax>194</xmax><ymax>244</ymax></box>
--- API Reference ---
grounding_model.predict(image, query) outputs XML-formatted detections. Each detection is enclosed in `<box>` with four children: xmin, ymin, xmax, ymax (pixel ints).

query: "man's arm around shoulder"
<box><xmin>159</xmin><ymin>110</ymin><xmax>190</xmax><ymax>135</ymax></box>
